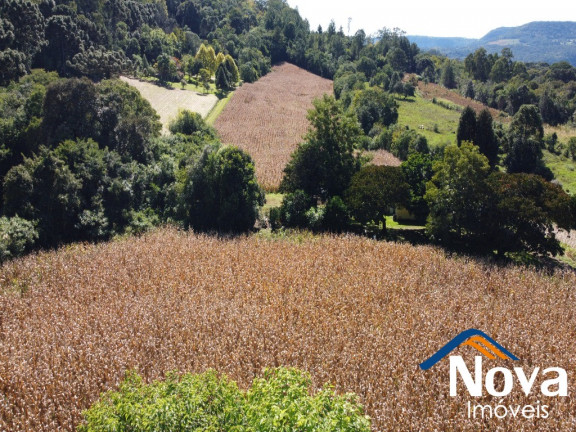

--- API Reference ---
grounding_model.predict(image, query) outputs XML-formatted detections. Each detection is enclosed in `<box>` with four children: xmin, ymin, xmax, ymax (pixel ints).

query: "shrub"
<box><xmin>322</xmin><ymin>196</ymin><xmax>350</xmax><ymax>233</ymax></box>
<box><xmin>78</xmin><ymin>367</ymin><xmax>371</xmax><ymax>432</ymax></box>
<box><xmin>168</xmin><ymin>109</ymin><xmax>215</xmax><ymax>138</ymax></box>
<box><xmin>279</xmin><ymin>190</ymin><xmax>315</xmax><ymax>228</ymax></box>
<box><xmin>0</xmin><ymin>216</ymin><xmax>38</xmax><ymax>262</ymax></box>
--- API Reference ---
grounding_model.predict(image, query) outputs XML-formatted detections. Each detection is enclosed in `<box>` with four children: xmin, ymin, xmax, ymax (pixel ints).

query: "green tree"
<box><xmin>401</xmin><ymin>152</ymin><xmax>433</xmax><ymax>223</ymax></box>
<box><xmin>68</xmin><ymin>47</ymin><xmax>130</xmax><ymax>81</ymax></box>
<box><xmin>441</xmin><ymin>60</ymin><xmax>457</xmax><ymax>89</ymax></box>
<box><xmin>0</xmin><ymin>216</ymin><xmax>38</xmax><ymax>262</ymax></box>
<box><xmin>465</xmin><ymin>48</ymin><xmax>491</xmax><ymax>82</ymax></box>
<box><xmin>488</xmin><ymin>172</ymin><xmax>573</xmax><ymax>256</ymax></box>
<box><xmin>509</xmin><ymin>104</ymin><xmax>544</xmax><ymax>141</ymax></box>
<box><xmin>168</xmin><ymin>109</ymin><xmax>215</xmax><ymax>137</ymax></box>
<box><xmin>0</xmin><ymin>0</ymin><xmax>46</xmax><ymax>71</ymax></box>
<box><xmin>224</xmin><ymin>54</ymin><xmax>239</xmax><ymax>83</ymax></box>
<box><xmin>504</xmin><ymin>136</ymin><xmax>544</xmax><ymax>176</ymax></box>
<box><xmin>278</xmin><ymin>189</ymin><xmax>316</xmax><ymax>228</ymax></box>
<box><xmin>215</xmin><ymin>61</ymin><xmax>232</xmax><ymax>90</ymax></box>
<box><xmin>490</xmin><ymin>57</ymin><xmax>511</xmax><ymax>82</ymax></box>
<box><xmin>475</xmin><ymin>108</ymin><xmax>499</xmax><ymax>168</ymax></box>
<box><xmin>425</xmin><ymin>143</ymin><xmax>493</xmax><ymax>252</ymax></box>
<box><xmin>3</xmin><ymin>150</ymin><xmax>82</xmax><ymax>247</ymax></box>
<box><xmin>322</xmin><ymin>196</ymin><xmax>350</xmax><ymax>232</ymax></box>
<box><xmin>156</xmin><ymin>53</ymin><xmax>177</xmax><ymax>82</ymax></box>
<box><xmin>505</xmin><ymin>105</ymin><xmax>547</xmax><ymax>176</ymax></box>
<box><xmin>42</xmin><ymin>78</ymin><xmax>100</xmax><ymax>147</ymax></box>
<box><xmin>182</xmin><ymin>145</ymin><xmax>264</xmax><ymax>233</ymax></box>
<box><xmin>0</xmin><ymin>48</ymin><xmax>27</xmax><ymax>85</ymax></box>
<box><xmin>280</xmin><ymin>95</ymin><xmax>362</xmax><ymax>200</ymax></box>
<box><xmin>352</xmin><ymin>87</ymin><xmax>398</xmax><ymax>134</ymax></box>
<box><xmin>198</xmin><ymin>68</ymin><xmax>211</xmax><ymax>92</ymax></box>
<box><xmin>456</xmin><ymin>106</ymin><xmax>477</xmax><ymax>146</ymax></box>
<box><xmin>195</xmin><ymin>43</ymin><xmax>217</xmax><ymax>75</ymax></box>
<box><xmin>344</xmin><ymin>165</ymin><xmax>409</xmax><ymax>230</ymax></box>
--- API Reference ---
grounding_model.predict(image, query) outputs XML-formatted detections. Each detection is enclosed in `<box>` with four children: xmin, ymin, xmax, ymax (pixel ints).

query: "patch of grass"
<box><xmin>545</xmin><ymin>123</ymin><xmax>576</xmax><ymax>143</ymax></box>
<box><xmin>396</xmin><ymin>93</ymin><xmax>459</xmax><ymax>148</ymax></box>
<box><xmin>261</xmin><ymin>193</ymin><xmax>284</xmax><ymax>218</ymax></box>
<box><xmin>556</xmin><ymin>243</ymin><xmax>576</xmax><ymax>269</ymax></box>
<box><xmin>543</xmin><ymin>150</ymin><xmax>576</xmax><ymax>194</ymax></box>
<box><xmin>385</xmin><ymin>215</ymin><xmax>425</xmax><ymax>230</ymax></box>
<box><xmin>206</xmin><ymin>90</ymin><xmax>234</xmax><ymax>125</ymax></box>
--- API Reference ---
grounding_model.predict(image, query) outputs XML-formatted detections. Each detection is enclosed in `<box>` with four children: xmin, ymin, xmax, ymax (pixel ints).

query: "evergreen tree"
<box><xmin>475</xmin><ymin>109</ymin><xmax>499</xmax><ymax>168</ymax></box>
<box><xmin>182</xmin><ymin>145</ymin><xmax>264</xmax><ymax>233</ymax></box>
<box><xmin>456</xmin><ymin>106</ymin><xmax>476</xmax><ymax>146</ymax></box>
<box><xmin>441</xmin><ymin>60</ymin><xmax>457</xmax><ymax>89</ymax></box>
<box><xmin>215</xmin><ymin>61</ymin><xmax>232</xmax><ymax>90</ymax></box>
<box><xmin>224</xmin><ymin>54</ymin><xmax>239</xmax><ymax>83</ymax></box>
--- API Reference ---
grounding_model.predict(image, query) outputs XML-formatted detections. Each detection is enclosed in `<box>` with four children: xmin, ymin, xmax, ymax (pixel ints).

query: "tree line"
<box><xmin>272</xmin><ymin>94</ymin><xmax>576</xmax><ymax>259</ymax></box>
<box><xmin>0</xmin><ymin>71</ymin><xmax>262</xmax><ymax>261</ymax></box>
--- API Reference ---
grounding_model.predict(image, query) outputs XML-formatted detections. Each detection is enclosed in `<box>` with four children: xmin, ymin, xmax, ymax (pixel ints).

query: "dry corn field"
<box><xmin>367</xmin><ymin>150</ymin><xmax>402</xmax><ymax>167</ymax></box>
<box><xmin>214</xmin><ymin>62</ymin><xmax>333</xmax><ymax>191</ymax></box>
<box><xmin>2</xmin><ymin>228</ymin><xmax>576</xmax><ymax>431</ymax></box>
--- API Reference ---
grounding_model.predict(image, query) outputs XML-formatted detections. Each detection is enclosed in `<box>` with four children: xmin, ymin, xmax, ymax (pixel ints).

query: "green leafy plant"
<box><xmin>78</xmin><ymin>367</ymin><xmax>371</xmax><ymax>432</ymax></box>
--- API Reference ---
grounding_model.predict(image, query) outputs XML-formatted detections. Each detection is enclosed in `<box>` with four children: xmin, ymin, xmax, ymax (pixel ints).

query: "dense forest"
<box><xmin>1</xmin><ymin>0</ymin><xmax>576</xmax><ymax>262</ymax></box>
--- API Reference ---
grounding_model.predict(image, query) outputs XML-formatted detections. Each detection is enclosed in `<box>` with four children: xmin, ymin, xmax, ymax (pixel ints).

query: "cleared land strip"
<box><xmin>120</xmin><ymin>76</ymin><xmax>218</xmax><ymax>133</ymax></box>
<box><xmin>214</xmin><ymin>63</ymin><xmax>333</xmax><ymax>191</ymax></box>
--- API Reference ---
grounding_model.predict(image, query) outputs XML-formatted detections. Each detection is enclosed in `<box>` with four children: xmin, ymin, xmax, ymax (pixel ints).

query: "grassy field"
<box><xmin>1</xmin><ymin>228</ymin><xmax>576</xmax><ymax>431</ymax></box>
<box><xmin>545</xmin><ymin>123</ymin><xmax>576</xmax><ymax>143</ymax></box>
<box><xmin>543</xmin><ymin>150</ymin><xmax>576</xmax><ymax>194</ymax></box>
<box><xmin>415</xmin><ymin>78</ymin><xmax>509</xmax><ymax>122</ymax></box>
<box><xmin>205</xmin><ymin>90</ymin><xmax>234</xmax><ymax>125</ymax></box>
<box><xmin>396</xmin><ymin>94</ymin><xmax>460</xmax><ymax>148</ymax></box>
<box><xmin>214</xmin><ymin>62</ymin><xmax>333</xmax><ymax>191</ymax></box>
<box><xmin>120</xmin><ymin>76</ymin><xmax>218</xmax><ymax>133</ymax></box>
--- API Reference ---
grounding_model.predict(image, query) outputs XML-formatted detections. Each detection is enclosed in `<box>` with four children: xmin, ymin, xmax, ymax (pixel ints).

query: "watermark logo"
<box><xmin>419</xmin><ymin>328</ymin><xmax>518</xmax><ymax>370</ymax></box>
<box><xmin>420</xmin><ymin>328</ymin><xmax>567</xmax><ymax>420</ymax></box>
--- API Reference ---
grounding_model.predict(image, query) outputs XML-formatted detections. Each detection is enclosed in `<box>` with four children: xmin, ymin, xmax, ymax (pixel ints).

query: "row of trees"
<box><xmin>272</xmin><ymin>95</ymin><xmax>575</xmax><ymax>258</ymax></box>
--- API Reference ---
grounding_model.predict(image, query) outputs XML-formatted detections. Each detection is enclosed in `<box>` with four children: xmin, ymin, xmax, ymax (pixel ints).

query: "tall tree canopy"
<box><xmin>280</xmin><ymin>95</ymin><xmax>362</xmax><ymax>201</ymax></box>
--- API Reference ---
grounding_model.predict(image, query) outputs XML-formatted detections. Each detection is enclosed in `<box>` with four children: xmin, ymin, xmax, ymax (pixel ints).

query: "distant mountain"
<box><xmin>409</xmin><ymin>22</ymin><xmax>576</xmax><ymax>66</ymax></box>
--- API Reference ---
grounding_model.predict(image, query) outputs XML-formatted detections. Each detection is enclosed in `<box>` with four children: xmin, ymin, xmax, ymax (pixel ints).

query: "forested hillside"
<box><xmin>409</xmin><ymin>21</ymin><xmax>576</xmax><ymax>66</ymax></box>
<box><xmin>1</xmin><ymin>0</ymin><xmax>576</xmax><ymax>261</ymax></box>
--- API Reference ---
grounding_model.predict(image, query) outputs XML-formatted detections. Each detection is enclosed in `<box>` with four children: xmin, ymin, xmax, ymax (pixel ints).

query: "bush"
<box><xmin>279</xmin><ymin>190</ymin><xmax>315</xmax><ymax>228</ymax></box>
<box><xmin>78</xmin><ymin>367</ymin><xmax>371</xmax><ymax>432</ymax></box>
<box><xmin>0</xmin><ymin>216</ymin><xmax>38</xmax><ymax>262</ymax></box>
<box><xmin>322</xmin><ymin>196</ymin><xmax>350</xmax><ymax>232</ymax></box>
<box><xmin>168</xmin><ymin>109</ymin><xmax>215</xmax><ymax>138</ymax></box>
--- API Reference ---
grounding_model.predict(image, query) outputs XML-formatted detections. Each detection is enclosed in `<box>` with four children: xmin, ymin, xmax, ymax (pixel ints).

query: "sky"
<box><xmin>286</xmin><ymin>0</ymin><xmax>574</xmax><ymax>39</ymax></box>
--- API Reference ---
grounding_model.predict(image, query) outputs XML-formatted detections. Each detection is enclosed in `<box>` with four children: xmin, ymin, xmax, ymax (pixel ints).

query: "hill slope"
<box><xmin>409</xmin><ymin>21</ymin><xmax>576</xmax><ymax>65</ymax></box>
<box><xmin>214</xmin><ymin>62</ymin><xmax>333</xmax><ymax>191</ymax></box>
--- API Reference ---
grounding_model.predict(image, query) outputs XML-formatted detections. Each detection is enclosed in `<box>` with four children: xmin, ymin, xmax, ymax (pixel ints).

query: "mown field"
<box><xmin>1</xmin><ymin>228</ymin><xmax>576</xmax><ymax>431</ymax></box>
<box><xmin>120</xmin><ymin>76</ymin><xmax>218</xmax><ymax>133</ymax></box>
<box><xmin>214</xmin><ymin>62</ymin><xmax>333</xmax><ymax>191</ymax></box>
<box><xmin>396</xmin><ymin>94</ymin><xmax>460</xmax><ymax>148</ymax></box>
